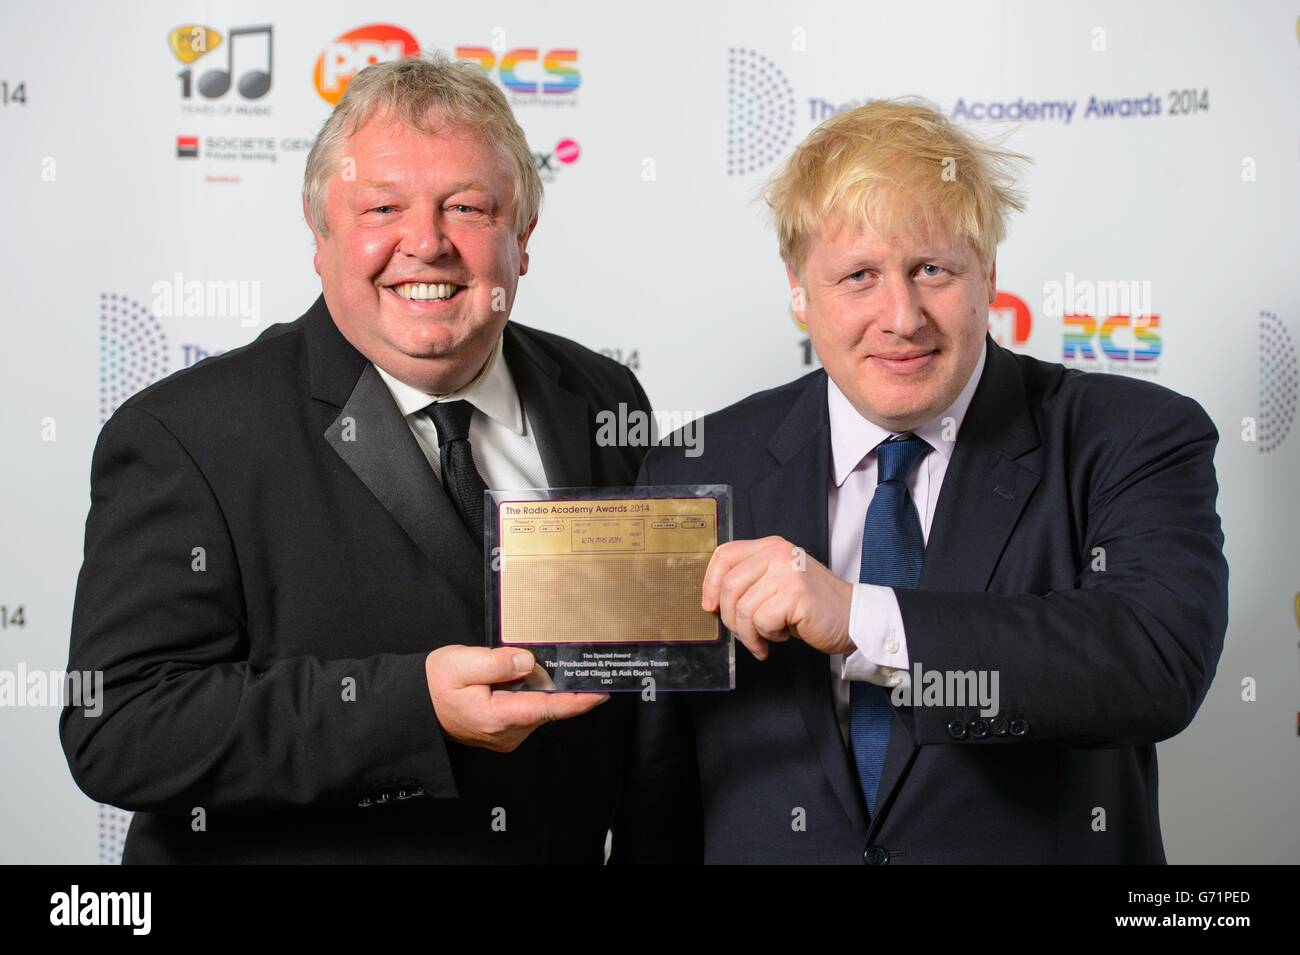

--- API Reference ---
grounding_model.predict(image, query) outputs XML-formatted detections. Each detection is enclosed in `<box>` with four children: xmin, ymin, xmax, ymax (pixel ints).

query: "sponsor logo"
<box><xmin>314</xmin><ymin>23</ymin><xmax>420</xmax><ymax>105</ymax></box>
<box><xmin>989</xmin><ymin>291</ymin><xmax>1032</xmax><ymax>347</ymax></box>
<box><xmin>456</xmin><ymin>45</ymin><xmax>580</xmax><ymax>105</ymax></box>
<box><xmin>168</xmin><ymin>24</ymin><xmax>273</xmax><ymax>106</ymax></box>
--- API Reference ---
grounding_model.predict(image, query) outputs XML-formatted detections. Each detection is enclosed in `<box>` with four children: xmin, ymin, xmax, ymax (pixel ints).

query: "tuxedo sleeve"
<box><xmin>895</xmin><ymin>393</ymin><xmax>1229</xmax><ymax>747</ymax></box>
<box><xmin>59</xmin><ymin>406</ymin><xmax>458</xmax><ymax>815</ymax></box>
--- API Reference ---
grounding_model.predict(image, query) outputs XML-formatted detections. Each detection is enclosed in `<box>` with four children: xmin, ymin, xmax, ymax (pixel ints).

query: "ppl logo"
<box><xmin>1062</xmin><ymin>314</ymin><xmax>1161</xmax><ymax>363</ymax></box>
<box><xmin>988</xmin><ymin>291</ymin><xmax>1031</xmax><ymax>346</ymax></box>
<box><xmin>455</xmin><ymin>46</ymin><xmax>580</xmax><ymax>95</ymax></box>
<box><xmin>315</xmin><ymin>24</ymin><xmax>419</xmax><ymax>105</ymax></box>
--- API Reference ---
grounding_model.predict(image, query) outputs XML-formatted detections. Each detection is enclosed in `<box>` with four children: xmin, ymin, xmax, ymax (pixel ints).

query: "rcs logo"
<box><xmin>455</xmin><ymin>46</ymin><xmax>580</xmax><ymax>95</ymax></box>
<box><xmin>315</xmin><ymin>24</ymin><xmax>420</xmax><ymax>105</ymax></box>
<box><xmin>1063</xmin><ymin>315</ymin><xmax>1162</xmax><ymax>362</ymax></box>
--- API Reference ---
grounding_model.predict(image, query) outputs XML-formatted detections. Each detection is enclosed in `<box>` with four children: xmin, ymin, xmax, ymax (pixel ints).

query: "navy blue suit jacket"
<box><xmin>614</xmin><ymin>336</ymin><xmax>1228</xmax><ymax>864</ymax></box>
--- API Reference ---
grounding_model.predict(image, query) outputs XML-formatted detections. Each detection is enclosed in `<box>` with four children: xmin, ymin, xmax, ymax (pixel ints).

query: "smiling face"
<box><xmin>307</xmin><ymin>111</ymin><xmax>535</xmax><ymax>394</ymax></box>
<box><xmin>790</xmin><ymin>215</ymin><xmax>995</xmax><ymax>432</ymax></box>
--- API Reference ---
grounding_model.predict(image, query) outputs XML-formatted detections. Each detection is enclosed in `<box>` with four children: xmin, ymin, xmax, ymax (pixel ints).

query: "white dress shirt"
<box><xmin>373</xmin><ymin>333</ymin><xmax>549</xmax><ymax>491</ymax></box>
<box><xmin>828</xmin><ymin>340</ymin><xmax>988</xmax><ymax>743</ymax></box>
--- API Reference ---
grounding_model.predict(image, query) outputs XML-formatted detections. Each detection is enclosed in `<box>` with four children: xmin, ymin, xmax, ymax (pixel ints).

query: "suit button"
<box><xmin>863</xmin><ymin>845</ymin><xmax>890</xmax><ymax>865</ymax></box>
<box><xmin>946</xmin><ymin>720</ymin><xmax>967</xmax><ymax>740</ymax></box>
<box><xmin>357</xmin><ymin>797</ymin><xmax>373</xmax><ymax>808</ymax></box>
<box><xmin>990</xmin><ymin>717</ymin><xmax>1009</xmax><ymax>736</ymax></box>
<box><xmin>375</xmin><ymin>790</ymin><xmax>390</xmax><ymax>804</ymax></box>
<box><xmin>969</xmin><ymin>719</ymin><xmax>989</xmax><ymax>739</ymax></box>
<box><xmin>396</xmin><ymin>789</ymin><xmax>410</xmax><ymax>800</ymax></box>
<box><xmin>1009</xmin><ymin>718</ymin><xmax>1029</xmax><ymax>737</ymax></box>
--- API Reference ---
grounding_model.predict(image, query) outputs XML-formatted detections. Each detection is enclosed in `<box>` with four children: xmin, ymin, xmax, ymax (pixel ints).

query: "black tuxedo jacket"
<box><xmin>613</xmin><ymin>337</ymin><xmax>1228</xmax><ymax>864</ymax></box>
<box><xmin>61</xmin><ymin>295</ymin><xmax>651</xmax><ymax>864</ymax></box>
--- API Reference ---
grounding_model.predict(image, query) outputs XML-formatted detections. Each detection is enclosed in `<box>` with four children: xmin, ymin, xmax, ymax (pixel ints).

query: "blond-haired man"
<box><xmin>62</xmin><ymin>54</ymin><xmax>650</xmax><ymax>863</ymax></box>
<box><xmin>616</xmin><ymin>100</ymin><xmax>1227</xmax><ymax>864</ymax></box>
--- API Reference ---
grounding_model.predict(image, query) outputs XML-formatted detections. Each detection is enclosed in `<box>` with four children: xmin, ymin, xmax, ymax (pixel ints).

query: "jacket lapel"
<box><xmin>502</xmin><ymin>323</ymin><xmax>593</xmax><ymax>489</ymax></box>
<box><xmin>305</xmin><ymin>296</ymin><xmax>482</xmax><ymax>602</ymax></box>
<box><xmin>749</xmin><ymin>371</ymin><xmax>870</xmax><ymax>833</ymax></box>
<box><xmin>867</xmin><ymin>337</ymin><xmax>1042</xmax><ymax>836</ymax></box>
<box><xmin>916</xmin><ymin>339</ymin><xmax>1042</xmax><ymax>593</ymax></box>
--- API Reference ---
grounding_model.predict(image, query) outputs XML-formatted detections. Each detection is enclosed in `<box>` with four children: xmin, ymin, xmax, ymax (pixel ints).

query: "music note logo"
<box><xmin>169</xmin><ymin>24</ymin><xmax>273</xmax><ymax>100</ymax></box>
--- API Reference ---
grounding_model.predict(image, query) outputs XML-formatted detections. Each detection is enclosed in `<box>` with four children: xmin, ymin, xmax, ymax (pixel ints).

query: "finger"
<box><xmin>489</xmin><ymin>689</ymin><xmax>608</xmax><ymax>729</ymax></box>
<box><xmin>751</xmin><ymin>590</ymin><xmax>796</xmax><ymax>644</ymax></box>
<box><xmin>702</xmin><ymin>539</ymin><xmax>769</xmax><ymax>610</ymax></box>
<box><xmin>542</xmin><ymin>692</ymin><xmax>611</xmax><ymax>722</ymax></box>
<box><xmin>442</xmin><ymin>646</ymin><xmax>535</xmax><ymax>688</ymax></box>
<box><xmin>717</xmin><ymin>553</ymin><xmax>773</xmax><ymax>641</ymax></box>
<box><xmin>732</xmin><ymin>575</ymin><xmax>780</xmax><ymax>655</ymax></box>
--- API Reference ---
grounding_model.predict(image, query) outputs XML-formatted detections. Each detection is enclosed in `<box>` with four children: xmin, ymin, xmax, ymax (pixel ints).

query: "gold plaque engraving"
<box><xmin>498</xmin><ymin>497</ymin><xmax>719</xmax><ymax>645</ymax></box>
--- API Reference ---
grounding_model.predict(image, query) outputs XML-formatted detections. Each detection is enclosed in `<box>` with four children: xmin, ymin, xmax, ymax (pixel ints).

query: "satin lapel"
<box><xmin>325</xmin><ymin>363</ymin><xmax>485</xmax><ymax>604</ymax></box>
<box><xmin>304</xmin><ymin>297</ymin><xmax>483</xmax><ymax>603</ymax></box>
<box><xmin>868</xmin><ymin>337</ymin><xmax>1043</xmax><ymax>836</ymax></box>
<box><xmin>749</xmin><ymin>371</ymin><xmax>869</xmax><ymax>832</ymax></box>
<box><xmin>503</xmin><ymin>324</ymin><xmax>593</xmax><ymax>489</ymax></box>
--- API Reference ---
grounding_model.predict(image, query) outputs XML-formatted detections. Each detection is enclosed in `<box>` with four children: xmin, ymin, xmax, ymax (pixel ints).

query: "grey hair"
<box><xmin>302</xmin><ymin>51</ymin><xmax>542</xmax><ymax>237</ymax></box>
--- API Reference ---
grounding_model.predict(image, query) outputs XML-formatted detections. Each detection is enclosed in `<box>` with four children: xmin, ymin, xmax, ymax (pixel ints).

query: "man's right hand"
<box><xmin>425</xmin><ymin>646</ymin><xmax>609</xmax><ymax>753</ymax></box>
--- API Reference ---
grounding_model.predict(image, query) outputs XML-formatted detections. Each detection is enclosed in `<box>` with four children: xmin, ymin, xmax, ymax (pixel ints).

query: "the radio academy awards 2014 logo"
<box><xmin>98</xmin><ymin>294</ymin><xmax>169</xmax><ymax>425</ymax></box>
<box><xmin>1258</xmin><ymin>310</ymin><xmax>1297</xmax><ymax>453</ymax></box>
<box><xmin>727</xmin><ymin>47</ymin><xmax>796</xmax><ymax>176</ymax></box>
<box><xmin>98</xmin><ymin>286</ymin><xmax>248</xmax><ymax>424</ymax></box>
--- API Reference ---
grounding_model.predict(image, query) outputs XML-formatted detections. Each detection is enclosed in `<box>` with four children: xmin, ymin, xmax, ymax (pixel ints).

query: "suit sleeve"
<box><xmin>608</xmin><ymin>446</ymin><xmax>706</xmax><ymax>864</ymax></box>
<box><xmin>896</xmin><ymin>393</ymin><xmax>1229</xmax><ymax>748</ymax></box>
<box><xmin>624</xmin><ymin>363</ymin><xmax>653</xmax><ymax>424</ymax></box>
<box><xmin>59</xmin><ymin>406</ymin><xmax>458</xmax><ymax>815</ymax></box>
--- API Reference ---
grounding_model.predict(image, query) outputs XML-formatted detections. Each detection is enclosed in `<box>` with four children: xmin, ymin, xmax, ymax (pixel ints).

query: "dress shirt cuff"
<box><xmin>841</xmin><ymin>583</ymin><xmax>911</xmax><ymax>690</ymax></box>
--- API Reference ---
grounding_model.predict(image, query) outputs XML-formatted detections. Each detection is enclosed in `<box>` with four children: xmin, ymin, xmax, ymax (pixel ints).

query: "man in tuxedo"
<box><xmin>613</xmin><ymin>100</ymin><xmax>1228</xmax><ymax>864</ymax></box>
<box><xmin>60</xmin><ymin>55</ymin><xmax>649</xmax><ymax>863</ymax></box>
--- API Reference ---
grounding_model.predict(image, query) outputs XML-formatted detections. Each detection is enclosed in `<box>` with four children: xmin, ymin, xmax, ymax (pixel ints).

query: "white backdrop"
<box><xmin>0</xmin><ymin>0</ymin><xmax>1296</xmax><ymax>863</ymax></box>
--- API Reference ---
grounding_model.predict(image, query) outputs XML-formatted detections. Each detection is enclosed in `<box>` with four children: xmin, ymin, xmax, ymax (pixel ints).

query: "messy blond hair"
<box><xmin>762</xmin><ymin>98</ymin><xmax>1029</xmax><ymax>275</ymax></box>
<box><xmin>303</xmin><ymin>51</ymin><xmax>542</xmax><ymax>238</ymax></box>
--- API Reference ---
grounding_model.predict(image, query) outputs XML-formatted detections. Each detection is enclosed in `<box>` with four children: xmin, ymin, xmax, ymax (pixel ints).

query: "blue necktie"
<box><xmin>849</xmin><ymin>433</ymin><xmax>930</xmax><ymax>818</ymax></box>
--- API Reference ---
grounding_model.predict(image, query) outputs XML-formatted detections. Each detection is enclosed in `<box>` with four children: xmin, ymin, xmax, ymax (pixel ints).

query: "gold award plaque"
<box><xmin>498</xmin><ymin>497</ymin><xmax>719</xmax><ymax>646</ymax></box>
